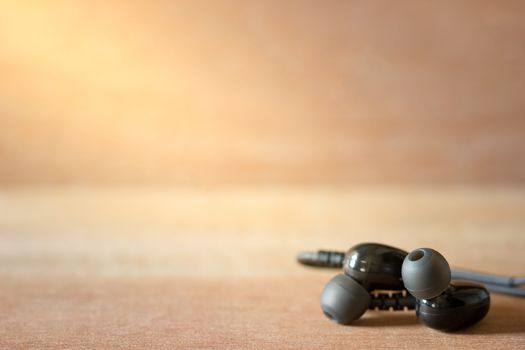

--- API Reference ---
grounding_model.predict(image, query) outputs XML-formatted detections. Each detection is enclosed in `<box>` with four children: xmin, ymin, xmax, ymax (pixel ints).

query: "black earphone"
<box><xmin>401</xmin><ymin>247</ymin><xmax>490</xmax><ymax>331</ymax></box>
<box><xmin>298</xmin><ymin>243</ymin><xmax>525</xmax><ymax>331</ymax></box>
<box><xmin>319</xmin><ymin>243</ymin><xmax>413</xmax><ymax>324</ymax></box>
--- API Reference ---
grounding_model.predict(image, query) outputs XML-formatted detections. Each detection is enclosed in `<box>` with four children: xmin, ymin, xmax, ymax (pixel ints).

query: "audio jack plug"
<box><xmin>297</xmin><ymin>250</ymin><xmax>345</xmax><ymax>268</ymax></box>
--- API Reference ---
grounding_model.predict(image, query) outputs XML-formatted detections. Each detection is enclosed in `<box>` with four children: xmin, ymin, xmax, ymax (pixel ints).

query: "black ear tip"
<box><xmin>320</xmin><ymin>274</ymin><xmax>371</xmax><ymax>324</ymax></box>
<box><xmin>402</xmin><ymin>248</ymin><xmax>451</xmax><ymax>299</ymax></box>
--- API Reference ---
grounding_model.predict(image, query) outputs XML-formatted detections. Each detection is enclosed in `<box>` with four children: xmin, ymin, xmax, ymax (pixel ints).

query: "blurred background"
<box><xmin>1</xmin><ymin>0</ymin><xmax>525</xmax><ymax>278</ymax></box>
<box><xmin>2</xmin><ymin>0</ymin><xmax>525</xmax><ymax>185</ymax></box>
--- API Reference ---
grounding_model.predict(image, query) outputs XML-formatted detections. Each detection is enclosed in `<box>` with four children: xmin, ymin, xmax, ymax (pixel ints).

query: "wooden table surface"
<box><xmin>1</xmin><ymin>186</ymin><xmax>524</xmax><ymax>349</ymax></box>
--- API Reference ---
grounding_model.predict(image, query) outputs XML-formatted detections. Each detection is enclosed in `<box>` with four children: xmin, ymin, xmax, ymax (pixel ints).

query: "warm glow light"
<box><xmin>0</xmin><ymin>1</ymin><xmax>524</xmax><ymax>184</ymax></box>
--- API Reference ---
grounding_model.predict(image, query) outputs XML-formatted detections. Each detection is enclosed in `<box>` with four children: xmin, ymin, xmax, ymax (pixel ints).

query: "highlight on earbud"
<box><xmin>401</xmin><ymin>248</ymin><xmax>451</xmax><ymax>299</ymax></box>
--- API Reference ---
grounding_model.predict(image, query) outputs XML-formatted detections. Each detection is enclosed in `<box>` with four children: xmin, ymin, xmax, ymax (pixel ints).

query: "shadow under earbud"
<box><xmin>350</xmin><ymin>311</ymin><xmax>418</xmax><ymax>327</ymax></box>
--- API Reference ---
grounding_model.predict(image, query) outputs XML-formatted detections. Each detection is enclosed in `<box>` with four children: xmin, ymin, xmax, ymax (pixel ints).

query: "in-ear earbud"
<box><xmin>320</xmin><ymin>243</ymin><xmax>414</xmax><ymax>324</ymax></box>
<box><xmin>402</xmin><ymin>248</ymin><xmax>490</xmax><ymax>331</ymax></box>
<box><xmin>402</xmin><ymin>248</ymin><xmax>451</xmax><ymax>299</ymax></box>
<box><xmin>320</xmin><ymin>274</ymin><xmax>372</xmax><ymax>324</ymax></box>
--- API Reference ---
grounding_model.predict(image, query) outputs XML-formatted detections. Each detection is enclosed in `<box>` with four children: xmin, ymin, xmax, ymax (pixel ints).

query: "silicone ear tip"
<box><xmin>402</xmin><ymin>248</ymin><xmax>451</xmax><ymax>299</ymax></box>
<box><xmin>320</xmin><ymin>274</ymin><xmax>371</xmax><ymax>324</ymax></box>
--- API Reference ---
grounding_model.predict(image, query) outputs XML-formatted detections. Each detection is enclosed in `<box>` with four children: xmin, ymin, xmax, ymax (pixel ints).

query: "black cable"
<box><xmin>451</xmin><ymin>269</ymin><xmax>525</xmax><ymax>287</ymax></box>
<box><xmin>369</xmin><ymin>291</ymin><xmax>416</xmax><ymax>310</ymax></box>
<box><xmin>478</xmin><ymin>283</ymin><xmax>525</xmax><ymax>297</ymax></box>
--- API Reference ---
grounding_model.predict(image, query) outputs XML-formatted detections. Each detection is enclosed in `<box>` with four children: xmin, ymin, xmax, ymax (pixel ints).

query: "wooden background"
<box><xmin>1</xmin><ymin>187</ymin><xmax>525</xmax><ymax>349</ymax></box>
<box><xmin>1</xmin><ymin>1</ymin><xmax>525</xmax><ymax>349</ymax></box>
<box><xmin>1</xmin><ymin>0</ymin><xmax>525</xmax><ymax>185</ymax></box>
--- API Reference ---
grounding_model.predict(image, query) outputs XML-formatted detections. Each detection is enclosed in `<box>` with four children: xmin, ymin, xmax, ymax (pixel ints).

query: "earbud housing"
<box><xmin>402</xmin><ymin>248</ymin><xmax>491</xmax><ymax>331</ymax></box>
<box><xmin>320</xmin><ymin>243</ymin><xmax>408</xmax><ymax>324</ymax></box>
<box><xmin>342</xmin><ymin>243</ymin><xmax>408</xmax><ymax>290</ymax></box>
<box><xmin>416</xmin><ymin>282</ymin><xmax>490</xmax><ymax>331</ymax></box>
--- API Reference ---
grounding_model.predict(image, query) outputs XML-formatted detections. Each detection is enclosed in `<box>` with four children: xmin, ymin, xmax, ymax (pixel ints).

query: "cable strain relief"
<box><xmin>369</xmin><ymin>291</ymin><xmax>416</xmax><ymax>310</ymax></box>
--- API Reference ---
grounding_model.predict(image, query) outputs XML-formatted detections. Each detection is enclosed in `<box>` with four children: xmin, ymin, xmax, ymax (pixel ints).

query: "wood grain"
<box><xmin>1</xmin><ymin>186</ymin><xmax>524</xmax><ymax>348</ymax></box>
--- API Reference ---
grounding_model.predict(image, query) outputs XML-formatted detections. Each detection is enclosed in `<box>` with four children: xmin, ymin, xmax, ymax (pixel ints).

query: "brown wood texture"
<box><xmin>1</xmin><ymin>186</ymin><xmax>524</xmax><ymax>349</ymax></box>
<box><xmin>1</xmin><ymin>1</ymin><xmax>525</xmax><ymax>185</ymax></box>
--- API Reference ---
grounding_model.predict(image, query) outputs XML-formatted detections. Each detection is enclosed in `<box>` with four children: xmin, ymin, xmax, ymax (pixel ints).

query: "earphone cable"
<box><xmin>451</xmin><ymin>269</ymin><xmax>525</xmax><ymax>287</ymax></box>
